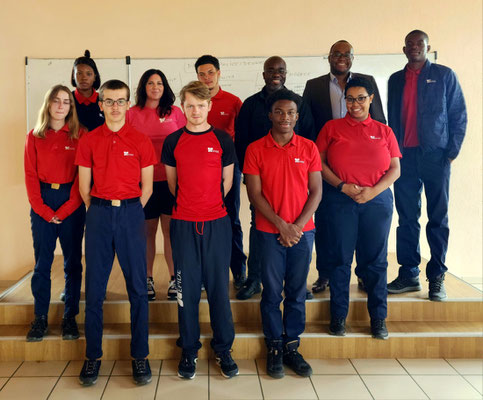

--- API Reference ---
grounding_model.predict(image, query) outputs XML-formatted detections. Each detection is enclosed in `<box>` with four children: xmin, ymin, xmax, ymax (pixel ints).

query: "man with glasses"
<box><xmin>303</xmin><ymin>40</ymin><xmax>386</xmax><ymax>295</ymax></box>
<box><xmin>76</xmin><ymin>79</ymin><xmax>157</xmax><ymax>386</ymax></box>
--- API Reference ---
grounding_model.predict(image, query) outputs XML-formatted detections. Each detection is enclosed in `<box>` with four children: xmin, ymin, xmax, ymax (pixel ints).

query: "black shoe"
<box><xmin>59</xmin><ymin>288</ymin><xmax>66</xmax><ymax>302</ymax></box>
<box><xmin>357</xmin><ymin>277</ymin><xmax>367</xmax><ymax>292</ymax></box>
<box><xmin>216</xmin><ymin>351</ymin><xmax>239</xmax><ymax>378</ymax></box>
<box><xmin>236</xmin><ymin>279</ymin><xmax>261</xmax><ymax>300</ymax></box>
<box><xmin>167</xmin><ymin>279</ymin><xmax>177</xmax><ymax>300</ymax></box>
<box><xmin>428</xmin><ymin>274</ymin><xmax>447</xmax><ymax>301</ymax></box>
<box><xmin>387</xmin><ymin>276</ymin><xmax>422</xmax><ymax>294</ymax></box>
<box><xmin>283</xmin><ymin>341</ymin><xmax>312</xmax><ymax>377</ymax></box>
<box><xmin>178</xmin><ymin>353</ymin><xmax>197</xmax><ymax>379</ymax></box>
<box><xmin>329</xmin><ymin>318</ymin><xmax>346</xmax><ymax>336</ymax></box>
<box><xmin>266</xmin><ymin>343</ymin><xmax>284</xmax><ymax>379</ymax></box>
<box><xmin>62</xmin><ymin>316</ymin><xmax>79</xmax><ymax>340</ymax></box>
<box><xmin>371</xmin><ymin>319</ymin><xmax>389</xmax><ymax>340</ymax></box>
<box><xmin>305</xmin><ymin>289</ymin><xmax>314</xmax><ymax>300</ymax></box>
<box><xmin>312</xmin><ymin>277</ymin><xmax>329</xmax><ymax>293</ymax></box>
<box><xmin>26</xmin><ymin>315</ymin><xmax>48</xmax><ymax>342</ymax></box>
<box><xmin>233</xmin><ymin>274</ymin><xmax>247</xmax><ymax>290</ymax></box>
<box><xmin>132</xmin><ymin>359</ymin><xmax>152</xmax><ymax>385</ymax></box>
<box><xmin>79</xmin><ymin>359</ymin><xmax>101</xmax><ymax>386</ymax></box>
<box><xmin>147</xmin><ymin>277</ymin><xmax>156</xmax><ymax>301</ymax></box>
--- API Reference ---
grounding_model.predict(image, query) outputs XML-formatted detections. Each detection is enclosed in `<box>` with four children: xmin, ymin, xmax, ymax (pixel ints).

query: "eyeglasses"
<box><xmin>345</xmin><ymin>95</ymin><xmax>370</xmax><ymax>104</ymax></box>
<box><xmin>330</xmin><ymin>52</ymin><xmax>353</xmax><ymax>60</ymax></box>
<box><xmin>102</xmin><ymin>99</ymin><xmax>128</xmax><ymax>107</ymax></box>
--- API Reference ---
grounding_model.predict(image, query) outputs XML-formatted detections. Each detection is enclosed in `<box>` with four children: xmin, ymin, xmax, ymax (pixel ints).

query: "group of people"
<box><xmin>23</xmin><ymin>29</ymin><xmax>467</xmax><ymax>386</ymax></box>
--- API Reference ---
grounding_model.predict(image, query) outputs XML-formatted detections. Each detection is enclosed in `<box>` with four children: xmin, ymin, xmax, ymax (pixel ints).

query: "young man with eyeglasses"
<box><xmin>303</xmin><ymin>40</ymin><xmax>386</xmax><ymax>295</ymax></box>
<box><xmin>76</xmin><ymin>79</ymin><xmax>157</xmax><ymax>387</ymax></box>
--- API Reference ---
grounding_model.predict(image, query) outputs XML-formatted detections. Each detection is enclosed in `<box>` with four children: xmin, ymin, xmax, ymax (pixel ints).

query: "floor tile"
<box><xmin>308</xmin><ymin>358</ymin><xmax>357</xmax><ymax>375</ymax></box>
<box><xmin>0</xmin><ymin>377</ymin><xmax>58</xmax><ymax>400</ymax></box>
<box><xmin>49</xmin><ymin>376</ymin><xmax>108</xmax><ymax>400</ymax></box>
<box><xmin>446</xmin><ymin>359</ymin><xmax>483</xmax><ymax>375</ymax></box>
<box><xmin>111</xmin><ymin>359</ymin><xmax>161</xmax><ymax>376</ymax></box>
<box><xmin>464</xmin><ymin>375</ymin><xmax>483</xmax><ymax>394</ymax></box>
<box><xmin>311</xmin><ymin>375</ymin><xmax>372</xmax><ymax>399</ymax></box>
<box><xmin>361</xmin><ymin>375</ymin><xmax>428</xmax><ymax>399</ymax></box>
<box><xmin>0</xmin><ymin>361</ymin><xmax>22</xmax><ymax>377</ymax></box>
<box><xmin>0</xmin><ymin>378</ymin><xmax>7</xmax><ymax>390</ymax></box>
<box><xmin>13</xmin><ymin>360</ymin><xmax>68</xmax><ymax>377</ymax></box>
<box><xmin>210</xmin><ymin>375</ymin><xmax>262</xmax><ymax>399</ymax></box>
<box><xmin>351</xmin><ymin>358</ymin><xmax>408</xmax><ymax>375</ymax></box>
<box><xmin>102</xmin><ymin>375</ymin><xmax>158</xmax><ymax>400</ymax></box>
<box><xmin>160</xmin><ymin>359</ymin><xmax>208</xmax><ymax>375</ymax></box>
<box><xmin>209</xmin><ymin>359</ymin><xmax>258</xmax><ymax>375</ymax></box>
<box><xmin>156</xmin><ymin>375</ymin><xmax>208</xmax><ymax>400</ymax></box>
<box><xmin>412</xmin><ymin>375</ymin><xmax>482</xmax><ymax>399</ymax></box>
<box><xmin>63</xmin><ymin>360</ymin><xmax>115</xmax><ymax>376</ymax></box>
<box><xmin>259</xmin><ymin>374</ymin><xmax>317</xmax><ymax>399</ymax></box>
<box><xmin>398</xmin><ymin>358</ymin><xmax>457</xmax><ymax>375</ymax></box>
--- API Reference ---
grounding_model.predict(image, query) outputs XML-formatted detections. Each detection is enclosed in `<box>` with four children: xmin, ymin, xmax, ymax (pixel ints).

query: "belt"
<box><xmin>40</xmin><ymin>181</ymin><xmax>73</xmax><ymax>190</ymax></box>
<box><xmin>90</xmin><ymin>197</ymin><xmax>140</xmax><ymax>207</ymax></box>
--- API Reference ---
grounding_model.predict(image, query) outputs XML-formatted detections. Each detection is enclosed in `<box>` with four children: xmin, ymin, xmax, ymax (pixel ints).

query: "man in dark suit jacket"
<box><xmin>303</xmin><ymin>40</ymin><xmax>387</xmax><ymax>294</ymax></box>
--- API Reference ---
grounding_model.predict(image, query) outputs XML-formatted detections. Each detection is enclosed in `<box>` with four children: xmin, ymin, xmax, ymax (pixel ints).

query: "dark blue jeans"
<box><xmin>246</xmin><ymin>205</ymin><xmax>262</xmax><ymax>283</ymax></box>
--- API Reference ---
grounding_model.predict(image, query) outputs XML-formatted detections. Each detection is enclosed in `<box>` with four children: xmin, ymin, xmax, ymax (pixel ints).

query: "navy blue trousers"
<box><xmin>171</xmin><ymin>216</ymin><xmax>235</xmax><ymax>356</ymax></box>
<box><xmin>225</xmin><ymin>163</ymin><xmax>247</xmax><ymax>278</ymax></box>
<box><xmin>259</xmin><ymin>229</ymin><xmax>314</xmax><ymax>346</ymax></box>
<box><xmin>325</xmin><ymin>188</ymin><xmax>393</xmax><ymax>320</ymax></box>
<box><xmin>246</xmin><ymin>205</ymin><xmax>262</xmax><ymax>283</ymax></box>
<box><xmin>30</xmin><ymin>184</ymin><xmax>85</xmax><ymax>318</ymax></box>
<box><xmin>84</xmin><ymin>200</ymin><xmax>149</xmax><ymax>360</ymax></box>
<box><xmin>394</xmin><ymin>148</ymin><xmax>450</xmax><ymax>280</ymax></box>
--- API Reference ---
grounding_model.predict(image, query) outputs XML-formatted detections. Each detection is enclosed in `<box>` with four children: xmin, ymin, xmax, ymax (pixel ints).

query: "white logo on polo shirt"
<box><xmin>370</xmin><ymin>136</ymin><xmax>381</xmax><ymax>140</ymax></box>
<box><xmin>207</xmin><ymin>147</ymin><xmax>220</xmax><ymax>153</ymax></box>
<box><xmin>64</xmin><ymin>146</ymin><xmax>75</xmax><ymax>151</ymax></box>
<box><xmin>220</xmin><ymin>111</ymin><xmax>228</xmax><ymax>116</ymax></box>
<box><xmin>123</xmin><ymin>151</ymin><xmax>134</xmax><ymax>156</ymax></box>
<box><xmin>294</xmin><ymin>158</ymin><xmax>305</xmax><ymax>164</ymax></box>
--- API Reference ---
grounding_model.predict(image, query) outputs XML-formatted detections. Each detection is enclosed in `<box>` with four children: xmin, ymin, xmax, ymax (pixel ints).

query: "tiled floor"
<box><xmin>0</xmin><ymin>358</ymin><xmax>481</xmax><ymax>399</ymax></box>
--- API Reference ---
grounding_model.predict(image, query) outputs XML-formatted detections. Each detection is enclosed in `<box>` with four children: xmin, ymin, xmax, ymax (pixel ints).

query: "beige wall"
<box><xmin>0</xmin><ymin>0</ymin><xmax>481</xmax><ymax>280</ymax></box>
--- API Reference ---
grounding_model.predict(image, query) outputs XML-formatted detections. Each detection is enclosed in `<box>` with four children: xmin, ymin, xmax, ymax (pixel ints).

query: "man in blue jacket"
<box><xmin>387</xmin><ymin>30</ymin><xmax>467</xmax><ymax>301</ymax></box>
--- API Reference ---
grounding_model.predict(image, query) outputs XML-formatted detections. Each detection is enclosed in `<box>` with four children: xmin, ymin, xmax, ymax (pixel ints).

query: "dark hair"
<box><xmin>344</xmin><ymin>77</ymin><xmax>374</xmax><ymax>96</ymax></box>
<box><xmin>135</xmin><ymin>69</ymin><xmax>175</xmax><ymax>118</ymax></box>
<box><xmin>71</xmin><ymin>50</ymin><xmax>101</xmax><ymax>89</ymax></box>
<box><xmin>329</xmin><ymin>40</ymin><xmax>352</xmax><ymax>54</ymax></box>
<box><xmin>405</xmin><ymin>29</ymin><xmax>429</xmax><ymax>43</ymax></box>
<box><xmin>99</xmin><ymin>79</ymin><xmax>130</xmax><ymax>101</ymax></box>
<box><xmin>266</xmin><ymin>88</ymin><xmax>301</xmax><ymax>112</ymax></box>
<box><xmin>195</xmin><ymin>55</ymin><xmax>220</xmax><ymax>72</ymax></box>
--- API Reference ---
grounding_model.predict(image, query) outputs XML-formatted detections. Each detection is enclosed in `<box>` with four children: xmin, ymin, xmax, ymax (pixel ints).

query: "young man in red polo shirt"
<box><xmin>195</xmin><ymin>55</ymin><xmax>247</xmax><ymax>290</ymax></box>
<box><xmin>76</xmin><ymin>80</ymin><xmax>157</xmax><ymax>387</ymax></box>
<box><xmin>243</xmin><ymin>89</ymin><xmax>322</xmax><ymax>379</ymax></box>
<box><xmin>162</xmin><ymin>81</ymin><xmax>238</xmax><ymax>380</ymax></box>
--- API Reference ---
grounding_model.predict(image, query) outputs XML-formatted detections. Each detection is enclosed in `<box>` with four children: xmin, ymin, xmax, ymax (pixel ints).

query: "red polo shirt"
<box><xmin>75</xmin><ymin>122</ymin><xmax>157</xmax><ymax>200</ymax></box>
<box><xmin>24</xmin><ymin>125</ymin><xmax>84</xmax><ymax>221</ymax></box>
<box><xmin>402</xmin><ymin>66</ymin><xmax>421</xmax><ymax>147</ymax></box>
<box><xmin>243</xmin><ymin>132</ymin><xmax>322</xmax><ymax>234</ymax></box>
<box><xmin>74</xmin><ymin>88</ymin><xmax>98</xmax><ymax>105</ymax></box>
<box><xmin>316</xmin><ymin>114</ymin><xmax>401</xmax><ymax>188</ymax></box>
<box><xmin>127</xmin><ymin>105</ymin><xmax>186</xmax><ymax>181</ymax></box>
<box><xmin>208</xmin><ymin>87</ymin><xmax>242</xmax><ymax>141</ymax></box>
<box><xmin>162</xmin><ymin>127</ymin><xmax>236</xmax><ymax>222</ymax></box>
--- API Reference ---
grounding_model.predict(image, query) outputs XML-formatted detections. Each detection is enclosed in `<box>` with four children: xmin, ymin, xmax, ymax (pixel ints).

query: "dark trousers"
<box><xmin>325</xmin><ymin>188</ymin><xmax>393</xmax><ymax>320</ymax></box>
<box><xmin>171</xmin><ymin>216</ymin><xmax>235</xmax><ymax>356</ymax></box>
<box><xmin>225</xmin><ymin>163</ymin><xmax>247</xmax><ymax>278</ymax></box>
<box><xmin>246</xmin><ymin>205</ymin><xmax>262</xmax><ymax>283</ymax></box>
<box><xmin>259</xmin><ymin>229</ymin><xmax>314</xmax><ymax>346</ymax></box>
<box><xmin>394</xmin><ymin>148</ymin><xmax>450</xmax><ymax>280</ymax></box>
<box><xmin>30</xmin><ymin>184</ymin><xmax>85</xmax><ymax>318</ymax></box>
<box><xmin>84</xmin><ymin>200</ymin><xmax>149</xmax><ymax>360</ymax></box>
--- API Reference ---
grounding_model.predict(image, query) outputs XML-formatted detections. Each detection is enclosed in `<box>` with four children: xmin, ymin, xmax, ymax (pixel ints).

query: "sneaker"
<box><xmin>236</xmin><ymin>279</ymin><xmax>261</xmax><ymax>300</ymax></box>
<box><xmin>26</xmin><ymin>315</ymin><xmax>48</xmax><ymax>342</ymax></box>
<box><xmin>79</xmin><ymin>359</ymin><xmax>101</xmax><ymax>386</ymax></box>
<box><xmin>132</xmin><ymin>359</ymin><xmax>152</xmax><ymax>385</ymax></box>
<box><xmin>428</xmin><ymin>274</ymin><xmax>447</xmax><ymax>301</ymax></box>
<box><xmin>59</xmin><ymin>288</ymin><xmax>66</xmax><ymax>302</ymax></box>
<box><xmin>283</xmin><ymin>341</ymin><xmax>312</xmax><ymax>377</ymax></box>
<box><xmin>357</xmin><ymin>277</ymin><xmax>367</xmax><ymax>292</ymax></box>
<box><xmin>216</xmin><ymin>351</ymin><xmax>239</xmax><ymax>378</ymax></box>
<box><xmin>329</xmin><ymin>318</ymin><xmax>346</xmax><ymax>336</ymax></box>
<box><xmin>201</xmin><ymin>282</ymin><xmax>206</xmax><ymax>291</ymax></box>
<box><xmin>312</xmin><ymin>277</ymin><xmax>329</xmax><ymax>293</ymax></box>
<box><xmin>266</xmin><ymin>344</ymin><xmax>284</xmax><ymax>379</ymax></box>
<box><xmin>371</xmin><ymin>319</ymin><xmax>389</xmax><ymax>340</ymax></box>
<box><xmin>233</xmin><ymin>274</ymin><xmax>247</xmax><ymax>290</ymax></box>
<box><xmin>178</xmin><ymin>353</ymin><xmax>197</xmax><ymax>379</ymax></box>
<box><xmin>167</xmin><ymin>279</ymin><xmax>177</xmax><ymax>300</ymax></box>
<box><xmin>147</xmin><ymin>277</ymin><xmax>156</xmax><ymax>301</ymax></box>
<box><xmin>306</xmin><ymin>289</ymin><xmax>314</xmax><ymax>300</ymax></box>
<box><xmin>387</xmin><ymin>276</ymin><xmax>422</xmax><ymax>294</ymax></box>
<box><xmin>62</xmin><ymin>316</ymin><xmax>79</xmax><ymax>340</ymax></box>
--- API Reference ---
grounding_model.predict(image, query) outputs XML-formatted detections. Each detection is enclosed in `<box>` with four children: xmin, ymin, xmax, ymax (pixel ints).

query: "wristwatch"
<box><xmin>337</xmin><ymin>182</ymin><xmax>345</xmax><ymax>192</ymax></box>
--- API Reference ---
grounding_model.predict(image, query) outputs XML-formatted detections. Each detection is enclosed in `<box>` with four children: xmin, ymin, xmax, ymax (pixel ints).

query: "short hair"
<box><xmin>329</xmin><ymin>40</ymin><xmax>352</xmax><ymax>54</ymax></box>
<box><xmin>195</xmin><ymin>55</ymin><xmax>220</xmax><ymax>72</ymax></box>
<box><xmin>99</xmin><ymin>79</ymin><xmax>130</xmax><ymax>101</ymax></box>
<box><xmin>344</xmin><ymin>76</ymin><xmax>374</xmax><ymax>96</ymax></box>
<box><xmin>266</xmin><ymin>88</ymin><xmax>301</xmax><ymax>112</ymax></box>
<box><xmin>405</xmin><ymin>29</ymin><xmax>429</xmax><ymax>42</ymax></box>
<box><xmin>71</xmin><ymin>50</ymin><xmax>101</xmax><ymax>90</ymax></box>
<box><xmin>135</xmin><ymin>69</ymin><xmax>175</xmax><ymax>118</ymax></box>
<box><xmin>179</xmin><ymin>81</ymin><xmax>211</xmax><ymax>104</ymax></box>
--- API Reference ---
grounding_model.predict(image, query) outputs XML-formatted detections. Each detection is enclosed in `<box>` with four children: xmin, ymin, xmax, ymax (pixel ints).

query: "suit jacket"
<box><xmin>303</xmin><ymin>72</ymin><xmax>386</xmax><ymax>138</ymax></box>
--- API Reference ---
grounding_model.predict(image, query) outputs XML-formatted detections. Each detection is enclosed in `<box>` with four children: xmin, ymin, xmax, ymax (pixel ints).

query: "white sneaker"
<box><xmin>167</xmin><ymin>280</ymin><xmax>177</xmax><ymax>300</ymax></box>
<box><xmin>147</xmin><ymin>277</ymin><xmax>156</xmax><ymax>301</ymax></box>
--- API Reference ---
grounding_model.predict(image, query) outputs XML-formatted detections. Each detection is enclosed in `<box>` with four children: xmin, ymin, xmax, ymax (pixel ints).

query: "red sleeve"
<box><xmin>54</xmin><ymin>174</ymin><xmax>84</xmax><ymax>220</ymax></box>
<box><xmin>315</xmin><ymin>125</ymin><xmax>330</xmax><ymax>154</ymax></box>
<box><xmin>140</xmin><ymin>136</ymin><xmax>158</xmax><ymax>168</ymax></box>
<box><xmin>75</xmin><ymin>133</ymin><xmax>93</xmax><ymax>167</ymax></box>
<box><xmin>235</xmin><ymin>98</ymin><xmax>242</xmax><ymax>117</ymax></box>
<box><xmin>308</xmin><ymin>141</ymin><xmax>322</xmax><ymax>172</ymax></box>
<box><xmin>24</xmin><ymin>131</ymin><xmax>55</xmax><ymax>222</ymax></box>
<box><xmin>242</xmin><ymin>144</ymin><xmax>260</xmax><ymax>175</ymax></box>
<box><xmin>386</xmin><ymin>127</ymin><xmax>402</xmax><ymax>158</ymax></box>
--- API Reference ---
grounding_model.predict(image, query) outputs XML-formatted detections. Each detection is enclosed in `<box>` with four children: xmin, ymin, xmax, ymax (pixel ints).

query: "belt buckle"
<box><xmin>51</xmin><ymin>183</ymin><xmax>60</xmax><ymax>190</ymax></box>
<box><xmin>111</xmin><ymin>199</ymin><xmax>121</xmax><ymax>207</ymax></box>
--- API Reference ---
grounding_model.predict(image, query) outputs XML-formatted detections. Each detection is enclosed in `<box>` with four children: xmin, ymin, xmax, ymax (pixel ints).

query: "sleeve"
<box><xmin>161</xmin><ymin>130</ymin><xmax>182</xmax><ymax>167</ymax></box>
<box><xmin>295</xmin><ymin>98</ymin><xmax>315</xmax><ymax>141</ymax></box>
<box><xmin>445</xmin><ymin>70</ymin><xmax>467</xmax><ymax>159</ymax></box>
<box><xmin>308</xmin><ymin>142</ymin><xmax>322</xmax><ymax>172</ymax></box>
<box><xmin>139</xmin><ymin>135</ymin><xmax>158</xmax><ymax>168</ymax></box>
<box><xmin>385</xmin><ymin>127</ymin><xmax>402</xmax><ymax>158</ymax></box>
<box><xmin>368</xmin><ymin>75</ymin><xmax>387</xmax><ymax>125</ymax></box>
<box><xmin>54</xmin><ymin>174</ymin><xmax>84</xmax><ymax>220</ymax></box>
<box><xmin>125</xmin><ymin>108</ymin><xmax>133</xmax><ymax>124</ymax></box>
<box><xmin>234</xmin><ymin>100</ymin><xmax>252</xmax><ymax>171</ymax></box>
<box><xmin>315</xmin><ymin>124</ymin><xmax>331</xmax><ymax>154</ymax></box>
<box><xmin>242</xmin><ymin>143</ymin><xmax>260</xmax><ymax>176</ymax></box>
<box><xmin>216</xmin><ymin>130</ymin><xmax>236</xmax><ymax>166</ymax></box>
<box><xmin>74</xmin><ymin>134</ymin><xmax>93</xmax><ymax>167</ymax></box>
<box><xmin>24</xmin><ymin>131</ymin><xmax>55</xmax><ymax>222</ymax></box>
